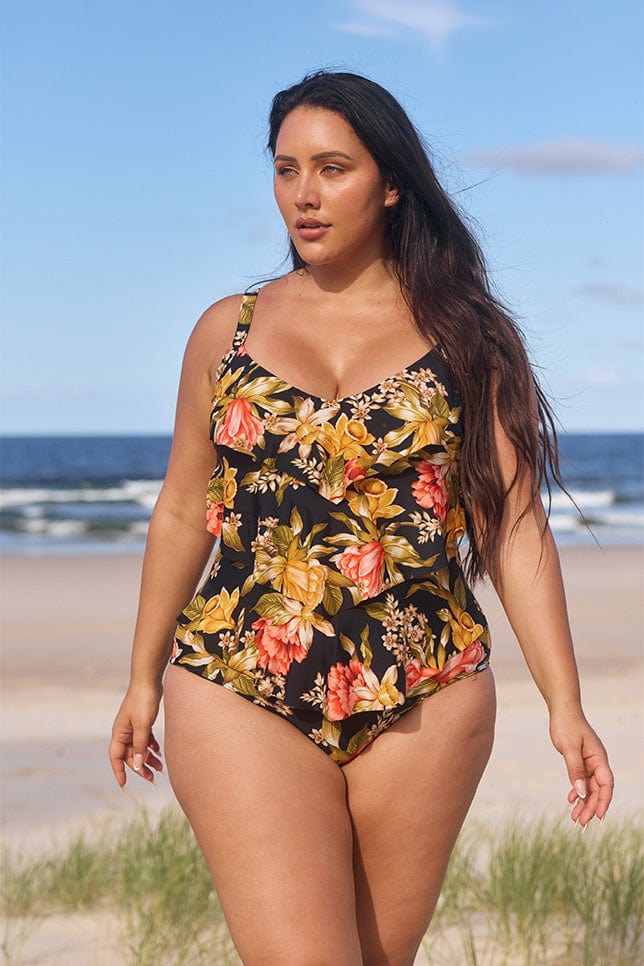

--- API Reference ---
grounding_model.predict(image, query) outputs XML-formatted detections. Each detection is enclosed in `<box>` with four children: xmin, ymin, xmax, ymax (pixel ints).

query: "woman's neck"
<box><xmin>294</xmin><ymin>257</ymin><xmax>399</xmax><ymax>302</ymax></box>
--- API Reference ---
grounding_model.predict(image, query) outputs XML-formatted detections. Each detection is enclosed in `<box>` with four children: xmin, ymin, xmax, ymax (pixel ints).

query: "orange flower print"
<box><xmin>252</xmin><ymin>617</ymin><xmax>308</xmax><ymax>676</ymax></box>
<box><xmin>326</xmin><ymin>659</ymin><xmax>366</xmax><ymax>720</ymax></box>
<box><xmin>342</xmin><ymin>457</ymin><xmax>368</xmax><ymax>492</ymax></box>
<box><xmin>434</xmin><ymin>640</ymin><xmax>486</xmax><ymax>683</ymax></box>
<box><xmin>334</xmin><ymin>541</ymin><xmax>385</xmax><ymax>599</ymax></box>
<box><xmin>170</xmin><ymin>293</ymin><xmax>492</xmax><ymax>765</ymax></box>
<box><xmin>216</xmin><ymin>398</ymin><xmax>263</xmax><ymax>450</ymax></box>
<box><xmin>404</xmin><ymin>657</ymin><xmax>433</xmax><ymax>693</ymax></box>
<box><xmin>206</xmin><ymin>501</ymin><xmax>224</xmax><ymax>537</ymax></box>
<box><xmin>411</xmin><ymin>461</ymin><xmax>449</xmax><ymax>523</ymax></box>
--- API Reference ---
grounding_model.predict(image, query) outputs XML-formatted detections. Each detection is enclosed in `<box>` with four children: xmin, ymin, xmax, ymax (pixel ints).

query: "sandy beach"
<box><xmin>2</xmin><ymin>544</ymin><xmax>642</xmax><ymax>841</ymax></box>
<box><xmin>1</xmin><ymin>545</ymin><xmax>642</xmax><ymax>962</ymax></box>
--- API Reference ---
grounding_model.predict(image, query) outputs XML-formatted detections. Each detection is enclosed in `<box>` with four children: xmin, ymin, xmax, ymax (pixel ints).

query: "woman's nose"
<box><xmin>293</xmin><ymin>173</ymin><xmax>320</xmax><ymax>209</ymax></box>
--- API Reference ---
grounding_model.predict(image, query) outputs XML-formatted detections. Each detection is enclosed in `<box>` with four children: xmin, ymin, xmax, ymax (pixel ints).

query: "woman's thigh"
<box><xmin>343</xmin><ymin>669</ymin><xmax>496</xmax><ymax>966</ymax></box>
<box><xmin>162</xmin><ymin>665</ymin><xmax>363</xmax><ymax>966</ymax></box>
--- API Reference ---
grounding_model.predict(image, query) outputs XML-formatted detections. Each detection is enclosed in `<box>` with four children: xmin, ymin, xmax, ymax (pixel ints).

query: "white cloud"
<box><xmin>333</xmin><ymin>19</ymin><xmax>400</xmax><ymax>39</ymax></box>
<box><xmin>574</xmin><ymin>283</ymin><xmax>644</xmax><ymax>306</ymax></box>
<box><xmin>335</xmin><ymin>0</ymin><xmax>490</xmax><ymax>46</ymax></box>
<box><xmin>582</xmin><ymin>368</ymin><xmax>622</xmax><ymax>387</ymax></box>
<box><xmin>461</xmin><ymin>137</ymin><xmax>644</xmax><ymax>175</ymax></box>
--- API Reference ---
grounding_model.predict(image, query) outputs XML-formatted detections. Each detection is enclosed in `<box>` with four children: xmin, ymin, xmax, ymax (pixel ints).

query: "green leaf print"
<box><xmin>289</xmin><ymin>505</ymin><xmax>304</xmax><ymax>535</ymax></box>
<box><xmin>431</xmin><ymin>392</ymin><xmax>450</xmax><ymax>418</ymax></box>
<box><xmin>321</xmin><ymin>718</ymin><xmax>342</xmax><ymax>747</ymax></box>
<box><xmin>346</xmin><ymin>726</ymin><xmax>373</xmax><ymax>758</ymax></box>
<box><xmin>240</xmin><ymin>573</ymin><xmax>256</xmax><ymax>597</ymax></box>
<box><xmin>322</xmin><ymin>582</ymin><xmax>344</xmax><ymax>616</ymax></box>
<box><xmin>182</xmin><ymin>595</ymin><xmax>207</xmax><ymax>622</ymax></box>
<box><xmin>359</xmin><ymin>626</ymin><xmax>373</xmax><ymax>668</ymax></box>
<box><xmin>225</xmin><ymin>673</ymin><xmax>257</xmax><ymax>697</ymax></box>
<box><xmin>363</xmin><ymin>602</ymin><xmax>389</xmax><ymax>621</ymax></box>
<box><xmin>320</xmin><ymin>454</ymin><xmax>345</xmax><ymax>492</ymax></box>
<box><xmin>222</xmin><ymin>521</ymin><xmax>244</xmax><ymax>552</ymax></box>
<box><xmin>254</xmin><ymin>593</ymin><xmax>291</xmax><ymax>623</ymax></box>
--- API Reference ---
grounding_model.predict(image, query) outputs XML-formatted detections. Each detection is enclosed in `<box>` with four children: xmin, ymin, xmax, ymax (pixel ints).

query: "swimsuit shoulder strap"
<box><xmin>231</xmin><ymin>290</ymin><xmax>258</xmax><ymax>351</ymax></box>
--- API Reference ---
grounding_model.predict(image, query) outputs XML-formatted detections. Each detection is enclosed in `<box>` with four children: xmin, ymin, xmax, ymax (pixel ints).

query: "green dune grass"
<box><xmin>1</xmin><ymin>810</ymin><xmax>641</xmax><ymax>965</ymax></box>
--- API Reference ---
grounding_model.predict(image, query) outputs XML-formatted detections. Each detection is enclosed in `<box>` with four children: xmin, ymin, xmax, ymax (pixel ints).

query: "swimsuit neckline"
<box><xmin>235</xmin><ymin>291</ymin><xmax>441</xmax><ymax>406</ymax></box>
<box><xmin>237</xmin><ymin>344</ymin><xmax>441</xmax><ymax>406</ymax></box>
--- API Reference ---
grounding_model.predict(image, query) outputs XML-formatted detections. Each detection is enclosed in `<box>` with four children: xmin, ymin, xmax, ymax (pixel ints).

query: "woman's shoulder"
<box><xmin>185</xmin><ymin>275</ymin><xmax>297</xmax><ymax>358</ymax></box>
<box><xmin>181</xmin><ymin>292</ymin><xmax>248</xmax><ymax>375</ymax></box>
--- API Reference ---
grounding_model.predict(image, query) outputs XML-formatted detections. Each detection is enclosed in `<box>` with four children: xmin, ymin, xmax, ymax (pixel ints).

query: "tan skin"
<box><xmin>110</xmin><ymin>106</ymin><xmax>613</xmax><ymax>965</ymax></box>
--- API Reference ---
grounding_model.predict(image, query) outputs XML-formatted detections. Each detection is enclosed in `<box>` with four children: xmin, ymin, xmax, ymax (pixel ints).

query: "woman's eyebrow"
<box><xmin>274</xmin><ymin>151</ymin><xmax>353</xmax><ymax>163</ymax></box>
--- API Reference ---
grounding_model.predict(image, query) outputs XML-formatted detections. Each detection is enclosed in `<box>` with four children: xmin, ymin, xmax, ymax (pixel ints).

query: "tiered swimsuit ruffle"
<box><xmin>170</xmin><ymin>293</ymin><xmax>491</xmax><ymax>764</ymax></box>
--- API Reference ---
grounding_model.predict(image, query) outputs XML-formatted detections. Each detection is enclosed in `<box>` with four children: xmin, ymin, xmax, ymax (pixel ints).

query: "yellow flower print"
<box><xmin>318</xmin><ymin>414</ymin><xmax>375</xmax><ymax>459</ymax></box>
<box><xmin>195</xmin><ymin>588</ymin><xmax>240</xmax><ymax>634</ymax></box>
<box><xmin>282</xmin><ymin>558</ymin><xmax>327</xmax><ymax>608</ymax></box>
<box><xmin>347</xmin><ymin>477</ymin><xmax>403</xmax><ymax>521</ymax></box>
<box><xmin>382</xmin><ymin>384</ymin><xmax>456</xmax><ymax>455</ymax></box>
<box><xmin>444</xmin><ymin>506</ymin><xmax>466</xmax><ymax>558</ymax></box>
<box><xmin>222</xmin><ymin>463</ymin><xmax>238</xmax><ymax>507</ymax></box>
<box><xmin>271</xmin><ymin>396</ymin><xmax>340</xmax><ymax>459</ymax></box>
<box><xmin>447</xmin><ymin>609</ymin><xmax>485</xmax><ymax>651</ymax></box>
<box><xmin>280</xmin><ymin>595</ymin><xmax>335</xmax><ymax>648</ymax></box>
<box><xmin>352</xmin><ymin>665</ymin><xmax>404</xmax><ymax>712</ymax></box>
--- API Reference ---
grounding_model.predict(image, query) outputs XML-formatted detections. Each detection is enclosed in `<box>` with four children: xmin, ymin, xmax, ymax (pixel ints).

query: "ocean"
<box><xmin>1</xmin><ymin>433</ymin><xmax>643</xmax><ymax>554</ymax></box>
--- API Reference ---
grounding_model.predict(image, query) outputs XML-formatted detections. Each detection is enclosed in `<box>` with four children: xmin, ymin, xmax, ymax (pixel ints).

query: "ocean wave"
<box><xmin>0</xmin><ymin>480</ymin><xmax>163</xmax><ymax>510</ymax></box>
<box><xmin>547</xmin><ymin>489</ymin><xmax>615</xmax><ymax>511</ymax></box>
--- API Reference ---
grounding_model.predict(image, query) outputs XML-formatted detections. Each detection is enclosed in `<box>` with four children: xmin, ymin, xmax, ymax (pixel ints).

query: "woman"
<box><xmin>110</xmin><ymin>71</ymin><xmax>613</xmax><ymax>965</ymax></box>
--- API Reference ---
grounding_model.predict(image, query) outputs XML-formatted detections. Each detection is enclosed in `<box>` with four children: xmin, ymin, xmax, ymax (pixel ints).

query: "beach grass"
<box><xmin>1</xmin><ymin>810</ymin><xmax>642</xmax><ymax>965</ymax></box>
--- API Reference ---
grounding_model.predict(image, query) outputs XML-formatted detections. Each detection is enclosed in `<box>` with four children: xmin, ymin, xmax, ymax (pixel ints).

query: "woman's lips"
<box><xmin>295</xmin><ymin>220</ymin><xmax>330</xmax><ymax>240</ymax></box>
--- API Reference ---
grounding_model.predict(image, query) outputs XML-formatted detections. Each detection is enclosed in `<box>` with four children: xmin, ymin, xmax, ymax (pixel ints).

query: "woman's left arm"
<box><xmin>479</xmin><ymin>401</ymin><xmax>614</xmax><ymax>827</ymax></box>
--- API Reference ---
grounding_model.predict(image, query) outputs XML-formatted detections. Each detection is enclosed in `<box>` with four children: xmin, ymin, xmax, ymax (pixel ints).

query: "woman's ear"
<box><xmin>384</xmin><ymin>180</ymin><xmax>400</xmax><ymax>208</ymax></box>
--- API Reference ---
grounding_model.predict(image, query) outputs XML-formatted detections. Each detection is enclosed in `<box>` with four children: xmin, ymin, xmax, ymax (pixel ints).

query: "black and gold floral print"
<box><xmin>170</xmin><ymin>293</ymin><xmax>490</xmax><ymax>764</ymax></box>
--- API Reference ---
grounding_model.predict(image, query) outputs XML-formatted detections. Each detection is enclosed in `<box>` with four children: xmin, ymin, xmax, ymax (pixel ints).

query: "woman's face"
<box><xmin>273</xmin><ymin>106</ymin><xmax>398</xmax><ymax>270</ymax></box>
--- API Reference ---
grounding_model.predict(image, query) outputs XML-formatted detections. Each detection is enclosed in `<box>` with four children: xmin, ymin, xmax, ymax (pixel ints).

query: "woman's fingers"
<box><xmin>110</xmin><ymin>714</ymin><xmax>163</xmax><ymax>786</ymax></box>
<box><xmin>592</xmin><ymin>760</ymin><xmax>615</xmax><ymax>820</ymax></box>
<box><xmin>108</xmin><ymin>731</ymin><xmax>129</xmax><ymax>787</ymax></box>
<box><xmin>563</xmin><ymin>745</ymin><xmax>614</xmax><ymax>827</ymax></box>
<box><xmin>130</xmin><ymin>726</ymin><xmax>163</xmax><ymax>783</ymax></box>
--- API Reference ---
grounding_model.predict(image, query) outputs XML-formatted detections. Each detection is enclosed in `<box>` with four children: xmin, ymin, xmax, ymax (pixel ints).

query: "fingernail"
<box><xmin>574</xmin><ymin>780</ymin><xmax>587</xmax><ymax>799</ymax></box>
<box><xmin>133</xmin><ymin>753</ymin><xmax>144</xmax><ymax>771</ymax></box>
<box><xmin>581</xmin><ymin>822</ymin><xmax>587</xmax><ymax>834</ymax></box>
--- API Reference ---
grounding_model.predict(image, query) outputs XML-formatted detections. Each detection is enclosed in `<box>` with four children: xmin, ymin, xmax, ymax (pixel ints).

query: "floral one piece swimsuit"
<box><xmin>170</xmin><ymin>292</ymin><xmax>491</xmax><ymax>765</ymax></box>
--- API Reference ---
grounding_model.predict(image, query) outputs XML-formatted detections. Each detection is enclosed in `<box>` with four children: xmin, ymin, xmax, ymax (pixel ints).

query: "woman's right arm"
<box><xmin>109</xmin><ymin>294</ymin><xmax>242</xmax><ymax>787</ymax></box>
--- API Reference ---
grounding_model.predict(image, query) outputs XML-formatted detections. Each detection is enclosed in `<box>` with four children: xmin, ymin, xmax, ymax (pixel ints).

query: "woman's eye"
<box><xmin>276</xmin><ymin>166</ymin><xmax>296</xmax><ymax>177</ymax></box>
<box><xmin>322</xmin><ymin>164</ymin><xmax>343</xmax><ymax>174</ymax></box>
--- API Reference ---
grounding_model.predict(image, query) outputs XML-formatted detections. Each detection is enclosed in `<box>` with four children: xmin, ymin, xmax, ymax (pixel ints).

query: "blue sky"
<box><xmin>2</xmin><ymin>0</ymin><xmax>643</xmax><ymax>434</ymax></box>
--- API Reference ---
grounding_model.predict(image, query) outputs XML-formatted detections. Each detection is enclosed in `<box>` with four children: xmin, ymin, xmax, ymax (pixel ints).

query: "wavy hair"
<box><xmin>268</xmin><ymin>70</ymin><xmax>566</xmax><ymax>582</ymax></box>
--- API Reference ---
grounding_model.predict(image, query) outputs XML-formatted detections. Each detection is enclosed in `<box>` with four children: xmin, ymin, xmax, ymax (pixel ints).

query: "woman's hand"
<box><xmin>109</xmin><ymin>680</ymin><xmax>164</xmax><ymax>787</ymax></box>
<box><xmin>549</xmin><ymin>710</ymin><xmax>614</xmax><ymax>828</ymax></box>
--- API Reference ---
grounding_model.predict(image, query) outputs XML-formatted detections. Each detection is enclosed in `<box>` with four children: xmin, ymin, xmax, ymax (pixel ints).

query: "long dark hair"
<box><xmin>268</xmin><ymin>70</ymin><xmax>566</xmax><ymax>582</ymax></box>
